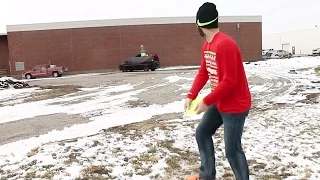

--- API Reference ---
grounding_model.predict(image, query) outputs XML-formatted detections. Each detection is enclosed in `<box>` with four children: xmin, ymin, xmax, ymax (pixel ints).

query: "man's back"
<box><xmin>201</xmin><ymin>32</ymin><xmax>252</xmax><ymax>113</ymax></box>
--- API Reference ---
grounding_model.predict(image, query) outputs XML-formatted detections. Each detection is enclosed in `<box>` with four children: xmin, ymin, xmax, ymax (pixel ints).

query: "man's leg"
<box><xmin>221</xmin><ymin>111</ymin><xmax>249</xmax><ymax>180</ymax></box>
<box><xmin>195</xmin><ymin>105</ymin><xmax>223</xmax><ymax>180</ymax></box>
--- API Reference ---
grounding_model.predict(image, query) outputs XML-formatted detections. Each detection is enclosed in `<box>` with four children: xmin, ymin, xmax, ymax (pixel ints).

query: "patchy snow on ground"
<box><xmin>0</xmin><ymin>81</ymin><xmax>185</xmax><ymax>165</ymax></box>
<box><xmin>164</xmin><ymin>75</ymin><xmax>194</xmax><ymax>83</ymax></box>
<box><xmin>0</xmin><ymin>87</ymin><xmax>39</xmax><ymax>102</ymax></box>
<box><xmin>0</xmin><ymin>57</ymin><xmax>320</xmax><ymax>179</ymax></box>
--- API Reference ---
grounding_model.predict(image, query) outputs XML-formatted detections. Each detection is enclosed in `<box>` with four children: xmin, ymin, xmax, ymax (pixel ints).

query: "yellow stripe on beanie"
<box><xmin>197</xmin><ymin>16</ymin><xmax>218</xmax><ymax>27</ymax></box>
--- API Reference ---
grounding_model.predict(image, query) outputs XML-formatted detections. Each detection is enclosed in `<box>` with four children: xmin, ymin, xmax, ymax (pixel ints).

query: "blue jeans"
<box><xmin>195</xmin><ymin>105</ymin><xmax>249</xmax><ymax>180</ymax></box>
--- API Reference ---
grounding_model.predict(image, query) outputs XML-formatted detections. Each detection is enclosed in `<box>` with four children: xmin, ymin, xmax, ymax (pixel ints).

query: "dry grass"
<box><xmin>156</xmin><ymin>139</ymin><xmax>199</xmax><ymax>178</ymax></box>
<box><xmin>91</xmin><ymin>140</ymin><xmax>102</xmax><ymax>147</ymax></box>
<box><xmin>251</xmin><ymin>166</ymin><xmax>294</xmax><ymax>180</ymax></box>
<box><xmin>221</xmin><ymin>171</ymin><xmax>234</xmax><ymax>179</ymax></box>
<box><xmin>27</xmin><ymin>147</ymin><xmax>39</xmax><ymax>157</ymax></box>
<box><xmin>40</xmin><ymin>171</ymin><xmax>54</xmax><ymax>179</ymax></box>
<box><xmin>297</xmin><ymin>67</ymin><xmax>311</xmax><ymax>71</ymax></box>
<box><xmin>64</xmin><ymin>152</ymin><xmax>81</xmax><ymax>164</ymax></box>
<box><xmin>251</xmin><ymin>102</ymin><xmax>291</xmax><ymax>112</ymax></box>
<box><xmin>248</xmin><ymin>159</ymin><xmax>268</xmax><ymax>172</ymax></box>
<box><xmin>297</xmin><ymin>93</ymin><xmax>320</xmax><ymax>104</ymax></box>
<box><xmin>303</xmin><ymin>168</ymin><xmax>313</xmax><ymax>179</ymax></box>
<box><xmin>58</xmin><ymin>138</ymin><xmax>78</xmax><ymax>146</ymax></box>
<box><xmin>315</xmin><ymin>66</ymin><xmax>320</xmax><ymax>76</ymax></box>
<box><xmin>128</xmin><ymin>148</ymin><xmax>159</xmax><ymax>176</ymax></box>
<box><xmin>106</xmin><ymin>112</ymin><xmax>183</xmax><ymax>135</ymax></box>
<box><xmin>252</xmin><ymin>163</ymin><xmax>267</xmax><ymax>171</ymax></box>
<box><xmin>100</xmin><ymin>114</ymin><xmax>199</xmax><ymax>179</ymax></box>
<box><xmin>258</xmin><ymin>174</ymin><xmax>282</xmax><ymax>180</ymax></box>
<box><xmin>82</xmin><ymin>165</ymin><xmax>111</xmax><ymax>175</ymax></box>
<box><xmin>76</xmin><ymin>165</ymin><xmax>113</xmax><ymax>180</ymax></box>
<box><xmin>165</xmin><ymin>155</ymin><xmax>181</xmax><ymax>169</ymax></box>
<box><xmin>24</xmin><ymin>85</ymin><xmax>81</xmax><ymax>102</ymax></box>
<box><xmin>25</xmin><ymin>171</ymin><xmax>37</xmax><ymax>179</ymax></box>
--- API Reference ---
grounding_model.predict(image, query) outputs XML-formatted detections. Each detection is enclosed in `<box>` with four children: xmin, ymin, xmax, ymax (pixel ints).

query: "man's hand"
<box><xmin>195</xmin><ymin>100</ymin><xmax>208</xmax><ymax>114</ymax></box>
<box><xmin>184</xmin><ymin>98</ymin><xmax>193</xmax><ymax>111</ymax></box>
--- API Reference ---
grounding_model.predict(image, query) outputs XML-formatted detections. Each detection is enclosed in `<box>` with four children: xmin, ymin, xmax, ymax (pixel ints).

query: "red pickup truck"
<box><xmin>22</xmin><ymin>64</ymin><xmax>68</xmax><ymax>79</ymax></box>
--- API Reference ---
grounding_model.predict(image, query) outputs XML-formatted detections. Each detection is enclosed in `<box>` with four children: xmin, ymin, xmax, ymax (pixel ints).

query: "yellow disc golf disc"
<box><xmin>186</xmin><ymin>96</ymin><xmax>204</xmax><ymax>114</ymax></box>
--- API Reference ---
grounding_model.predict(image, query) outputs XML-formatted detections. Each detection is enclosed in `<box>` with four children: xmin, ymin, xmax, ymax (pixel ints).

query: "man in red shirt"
<box><xmin>185</xmin><ymin>2</ymin><xmax>252</xmax><ymax>180</ymax></box>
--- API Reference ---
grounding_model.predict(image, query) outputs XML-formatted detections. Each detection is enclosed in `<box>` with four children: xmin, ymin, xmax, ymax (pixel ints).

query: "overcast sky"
<box><xmin>1</xmin><ymin>0</ymin><xmax>319</xmax><ymax>35</ymax></box>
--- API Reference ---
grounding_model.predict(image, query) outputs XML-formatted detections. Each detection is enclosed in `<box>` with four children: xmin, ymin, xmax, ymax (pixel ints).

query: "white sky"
<box><xmin>1</xmin><ymin>0</ymin><xmax>320</xmax><ymax>35</ymax></box>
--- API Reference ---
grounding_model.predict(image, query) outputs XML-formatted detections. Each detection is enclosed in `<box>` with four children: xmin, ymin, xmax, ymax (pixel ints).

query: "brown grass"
<box><xmin>221</xmin><ymin>171</ymin><xmax>234</xmax><ymax>179</ymax></box>
<box><xmin>40</xmin><ymin>171</ymin><xmax>54</xmax><ymax>179</ymax></box>
<box><xmin>24</xmin><ymin>85</ymin><xmax>81</xmax><ymax>102</ymax></box>
<box><xmin>315</xmin><ymin>66</ymin><xmax>320</xmax><ymax>76</ymax></box>
<box><xmin>251</xmin><ymin>102</ymin><xmax>291</xmax><ymax>112</ymax></box>
<box><xmin>297</xmin><ymin>93</ymin><xmax>320</xmax><ymax>104</ymax></box>
<box><xmin>106</xmin><ymin>112</ymin><xmax>183</xmax><ymax>136</ymax></box>
<box><xmin>75</xmin><ymin>165</ymin><xmax>113</xmax><ymax>180</ymax></box>
<box><xmin>258</xmin><ymin>174</ymin><xmax>282</xmax><ymax>180</ymax></box>
<box><xmin>156</xmin><ymin>139</ymin><xmax>199</xmax><ymax>178</ymax></box>
<box><xmin>64</xmin><ymin>152</ymin><xmax>81</xmax><ymax>164</ymax></box>
<box><xmin>82</xmin><ymin>165</ymin><xmax>111</xmax><ymax>175</ymax></box>
<box><xmin>303</xmin><ymin>168</ymin><xmax>313</xmax><ymax>179</ymax></box>
<box><xmin>25</xmin><ymin>171</ymin><xmax>37</xmax><ymax>179</ymax></box>
<box><xmin>27</xmin><ymin>147</ymin><xmax>39</xmax><ymax>157</ymax></box>
<box><xmin>91</xmin><ymin>140</ymin><xmax>102</xmax><ymax>147</ymax></box>
<box><xmin>296</xmin><ymin>67</ymin><xmax>312</xmax><ymax>72</ymax></box>
<box><xmin>253</xmin><ymin>163</ymin><xmax>267</xmax><ymax>171</ymax></box>
<box><xmin>101</xmin><ymin>112</ymin><xmax>199</xmax><ymax>179</ymax></box>
<box><xmin>165</xmin><ymin>155</ymin><xmax>181</xmax><ymax>169</ymax></box>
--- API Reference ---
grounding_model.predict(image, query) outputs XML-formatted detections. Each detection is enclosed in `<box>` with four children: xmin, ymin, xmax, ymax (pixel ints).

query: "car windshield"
<box><xmin>33</xmin><ymin>66</ymin><xmax>41</xmax><ymax>70</ymax></box>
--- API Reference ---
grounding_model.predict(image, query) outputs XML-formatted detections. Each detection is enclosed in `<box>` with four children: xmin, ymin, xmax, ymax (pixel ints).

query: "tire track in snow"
<box><xmin>247</xmin><ymin>69</ymin><xmax>297</xmax><ymax>107</ymax></box>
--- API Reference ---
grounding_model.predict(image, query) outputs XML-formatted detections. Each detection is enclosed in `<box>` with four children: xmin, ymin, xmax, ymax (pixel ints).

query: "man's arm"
<box><xmin>187</xmin><ymin>51</ymin><xmax>209</xmax><ymax>100</ymax></box>
<box><xmin>202</xmin><ymin>42</ymin><xmax>239</xmax><ymax>106</ymax></box>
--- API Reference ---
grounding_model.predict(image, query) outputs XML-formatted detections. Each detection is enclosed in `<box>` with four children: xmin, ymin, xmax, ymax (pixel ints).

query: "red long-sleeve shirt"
<box><xmin>187</xmin><ymin>32</ymin><xmax>252</xmax><ymax>113</ymax></box>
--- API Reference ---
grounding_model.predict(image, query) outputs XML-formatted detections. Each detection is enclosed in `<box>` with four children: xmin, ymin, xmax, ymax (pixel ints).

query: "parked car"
<box><xmin>267</xmin><ymin>50</ymin><xmax>292</xmax><ymax>58</ymax></box>
<box><xmin>119</xmin><ymin>53</ymin><xmax>160</xmax><ymax>72</ymax></box>
<box><xmin>312</xmin><ymin>48</ymin><xmax>320</xmax><ymax>56</ymax></box>
<box><xmin>262</xmin><ymin>49</ymin><xmax>274</xmax><ymax>56</ymax></box>
<box><xmin>22</xmin><ymin>64</ymin><xmax>68</xmax><ymax>79</ymax></box>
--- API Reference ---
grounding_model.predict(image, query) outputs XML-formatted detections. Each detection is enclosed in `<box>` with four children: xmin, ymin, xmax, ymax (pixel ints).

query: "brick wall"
<box><xmin>7</xmin><ymin>22</ymin><xmax>262</xmax><ymax>75</ymax></box>
<box><xmin>0</xmin><ymin>36</ymin><xmax>9</xmax><ymax>72</ymax></box>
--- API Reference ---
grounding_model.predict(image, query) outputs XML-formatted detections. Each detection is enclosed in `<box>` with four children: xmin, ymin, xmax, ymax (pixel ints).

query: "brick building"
<box><xmin>1</xmin><ymin>16</ymin><xmax>262</xmax><ymax>76</ymax></box>
<box><xmin>0</xmin><ymin>34</ymin><xmax>9</xmax><ymax>76</ymax></box>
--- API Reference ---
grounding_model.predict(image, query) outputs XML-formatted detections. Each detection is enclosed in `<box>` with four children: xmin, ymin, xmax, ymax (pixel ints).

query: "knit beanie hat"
<box><xmin>196</xmin><ymin>2</ymin><xmax>219</xmax><ymax>29</ymax></box>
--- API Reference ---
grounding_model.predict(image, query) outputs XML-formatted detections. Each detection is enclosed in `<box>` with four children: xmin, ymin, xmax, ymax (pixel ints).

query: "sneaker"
<box><xmin>187</xmin><ymin>174</ymin><xmax>200</xmax><ymax>180</ymax></box>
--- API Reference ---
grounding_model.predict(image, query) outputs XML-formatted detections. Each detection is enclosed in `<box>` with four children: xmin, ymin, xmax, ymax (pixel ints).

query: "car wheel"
<box><xmin>52</xmin><ymin>72</ymin><xmax>59</xmax><ymax>77</ymax></box>
<box><xmin>151</xmin><ymin>68</ymin><xmax>155</xmax><ymax>71</ymax></box>
<box><xmin>25</xmin><ymin>74</ymin><xmax>32</xmax><ymax>79</ymax></box>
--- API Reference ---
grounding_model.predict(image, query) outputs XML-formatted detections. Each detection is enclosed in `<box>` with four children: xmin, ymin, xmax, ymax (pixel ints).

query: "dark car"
<box><xmin>119</xmin><ymin>53</ymin><xmax>160</xmax><ymax>72</ymax></box>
